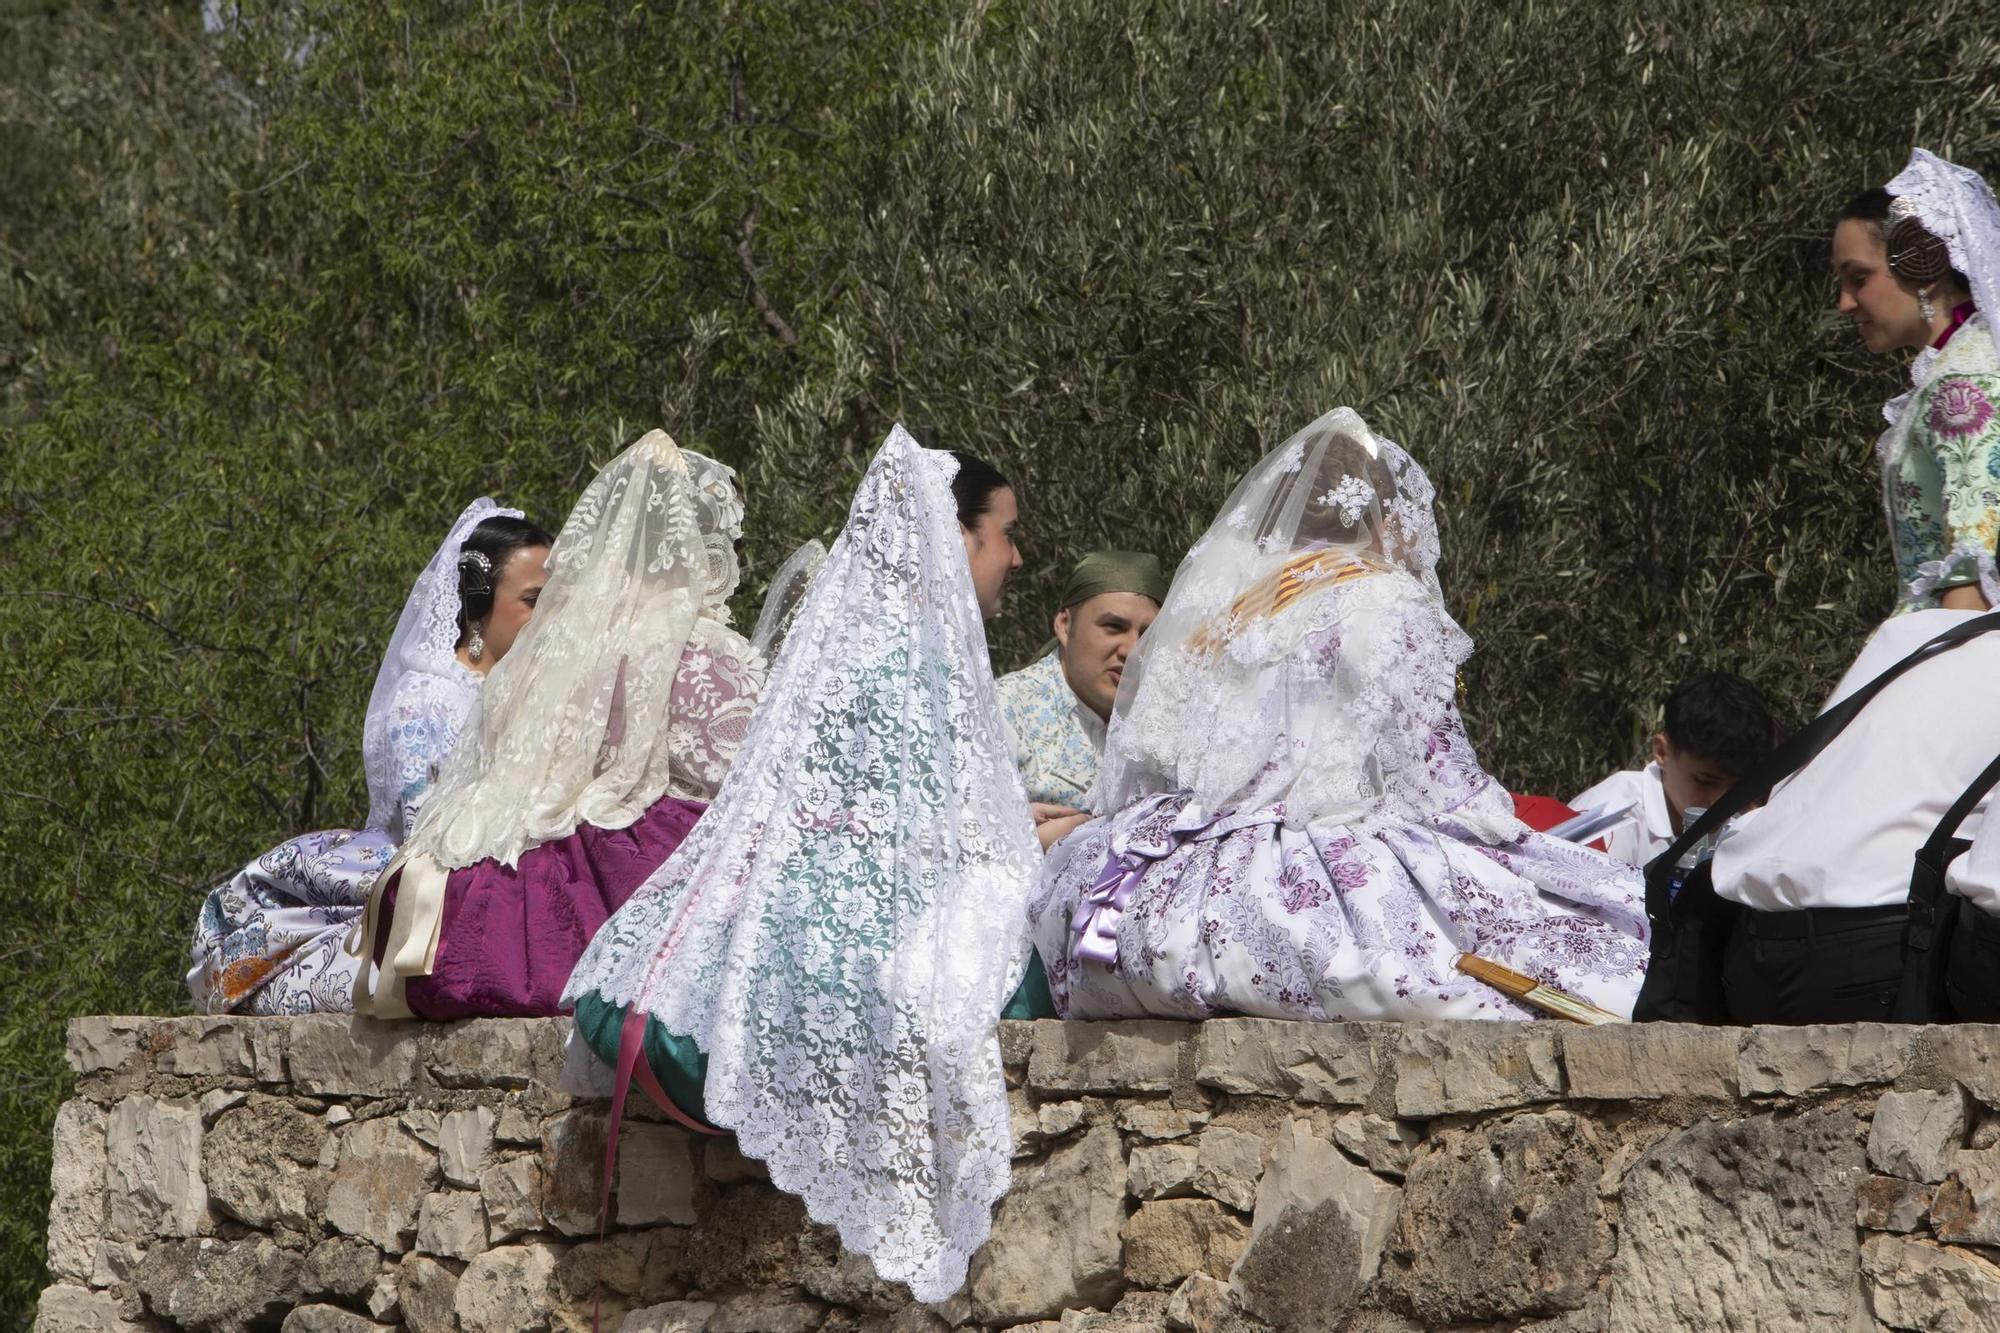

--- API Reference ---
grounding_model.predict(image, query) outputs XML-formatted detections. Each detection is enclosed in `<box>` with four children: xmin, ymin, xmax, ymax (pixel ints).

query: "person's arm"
<box><xmin>1929</xmin><ymin>372</ymin><xmax>2000</xmax><ymax>610</ymax></box>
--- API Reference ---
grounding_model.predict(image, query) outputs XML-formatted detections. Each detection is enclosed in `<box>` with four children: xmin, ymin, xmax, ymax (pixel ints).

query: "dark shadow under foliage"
<box><xmin>2</xmin><ymin>0</ymin><xmax>1997</xmax><ymax>1322</ymax></box>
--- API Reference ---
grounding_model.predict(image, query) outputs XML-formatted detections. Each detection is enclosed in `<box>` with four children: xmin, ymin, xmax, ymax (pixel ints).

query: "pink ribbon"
<box><xmin>1069</xmin><ymin>799</ymin><xmax>1209</xmax><ymax>968</ymax></box>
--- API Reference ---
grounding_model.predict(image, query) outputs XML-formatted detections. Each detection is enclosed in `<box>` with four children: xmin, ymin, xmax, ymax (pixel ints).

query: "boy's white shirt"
<box><xmin>1569</xmin><ymin>763</ymin><xmax>1678</xmax><ymax>869</ymax></box>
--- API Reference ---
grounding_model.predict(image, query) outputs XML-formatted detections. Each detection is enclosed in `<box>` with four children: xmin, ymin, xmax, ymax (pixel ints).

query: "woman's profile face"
<box><xmin>479</xmin><ymin>545</ymin><xmax>551</xmax><ymax>664</ymax></box>
<box><xmin>961</xmin><ymin>486</ymin><xmax>1023</xmax><ymax>620</ymax></box>
<box><xmin>1832</xmin><ymin>218</ymin><xmax>1932</xmax><ymax>354</ymax></box>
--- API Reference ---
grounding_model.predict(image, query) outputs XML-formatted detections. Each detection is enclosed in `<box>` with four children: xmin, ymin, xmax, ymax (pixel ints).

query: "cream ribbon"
<box><xmin>347</xmin><ymin>850</ymin><xmax>453</xmax><ymax>1019</ymax></box>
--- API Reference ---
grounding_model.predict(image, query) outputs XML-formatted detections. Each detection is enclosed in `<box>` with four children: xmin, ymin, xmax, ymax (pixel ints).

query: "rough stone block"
<box><xmin>66</xmin><ymin>1017</ymin><xmax>151</xmax><ymax>1078</ymax></box>
<box><xmin>1384</xmin><ymin>1109</ymin><xmax>1609</xmax><ymax>1325</ymax></box>
<box><xmin>620</xmin><ymin>1301</ymin><xmax>717</xmax><ymax>1333</ymax></box>
<box><xmin>552</xmin><ymin>1230</ymin><xmax>687</xmax><ymax>1312</ymax></box>
<box><xmin>1602</xmin><ymin>1107</ymin><xmax>1866</xmax><ymax>1331</ymax></box>
<box><xmin>1192</xmin><ymin>1127</ymin><xmax>1264</xmax><ymax>1212</ymax></box>
<box><xmin>133</xmin><ymin>1236</ymin><xmax>304</xmax><ymax>1333</ymax></box>
<box><xmin>280</xmin><ymin>1305</ymin><xmax>396</xmax><ymax>1333</ymax></box>
<box><xmin>1122</xmin><ymin>1199</ymin><xmax>1249</xmax><ymax>1289</ymax></box>
<box><xmin>969</xmin><ymin>1121</ymin><xmax>1127</xmax><ymax>1323</ymax></box>
<box><xmin>1164</xmin><ymin>1273</ymin><xmax>1237</xmax><ymax>1332</ymax></box>
<box><xmin>437</xmin><ymin>1105</ymin><xmax>495</xmax><ymax>1186</ymax></box>
<box><xmin>1870</xmin><ymin>1088</ymin><xmax>1971</xmax><ymax>1183</ymax></box>
<box><xmin>288</xmin><ymin>1016</ymin><xmax>419</xmax><ymax>1096</ymax></box>
<box><xmin>539</xmin><ymin>1109</ymin><xmax>608</xmax><ymax>1235</ymax></box>
<box><xmin>46</xmin><ymin>1100</ymin><xmax>107</xmax><ymax>1283</ymax></box>
<box><xmin>1392</xmin><ymin>1024</ymin><xmax>1561</xmax><ymax>1117</ymax></box>
<box><xmin>1194</xmin><ymin>1019</ymin><xmax>1377</xmax><ymax>1105</ymax></box>
<box><xmin>1117</xmin><ymin>1101</ymin><xmax>1210</xmax><ymax>1141</ymax></box>
<box><xmin>1863</xmin><ymin>1234</ymin><xmax>2000</xmax><ymax>1332</ymax></box>
<box><xmin>703</xmin><ymin>1135</ymin><xmax>768</xmax><ymax>1183</ymax></box>
<box><xmin>104</xmin><ymin>1095</ymin><xmax>209</xmax><ymax>1241</ymax></box>
<box><xmin>32</xmin><ymin>1285</ymin><xmax>135</xmax><ymax>1333</ymax></box>
<box><xmin>1561</xmin><ymin>1023</ymin><xmax>1737</xmax><ymax>1100</ymax></box>
<box><xmin>416</xmin><ymin>1188</ymin><xmax>490</xmax><ymax>1260</ymax></box>
<box><xmin>617</xmin><ymin>1122</ymin><xmax>699</xmax><ymax>1227</ymax></box>
<box><xmin>325</xmin><ymin>1115</ymin><xmax>440</xmax><ymax>1252</ymax></box>
<box><xmin>456</xmin><ymin>1242</ymin><xmax>565</xmax><ymax>1333</ymax></box>
<box><xmin>1331</xmin><ymin>1114</ymin><xmax>1420</xmax><ymax>1179</ymax></box>
<box><xmin>430</xmin><ymin>1018</ymin><xmax>541</xmax><ymax>1089</ymax></box>
<box><xmin>1933</xmin><ymin>1025</ymin><xmax>2000</xmax><ymax>1106</ymax></box>
<box><xmin>1028</xmin><ymin>1020</ymin><xmax>1186</xmax><ymax>1094</ymax></box>
<box><xmin>154</xmin><ymin>1016</ymin><xmax>286</xmax><ymax>1081</ymax></box>
<box><xmin>480</xmin><ymin>1152</ymin><xmax>545</xmax><ymax>1241</ymax></box>
<box><xmin>797</xmin><ymin>1231</ymin><xmax>909</xmax><ymax>1313</ymax></box>
<box><xmin>397</xmin><ymin>1253</ymin><xmax>459</xmax><ymax>1333</ymax></box>
<box><xmin>300</xmin><ymin>1236</ymin><xmax>380</xmax><ymax>1304</ymax></box>
<box><xmin>1932</xmin><ymin>1147</ymin><xmax>2000</xmax><ymax>1244</ymax></box>
<box><xmin>1737</xmin><ymin>1023</ymin><xmax>1910</xmax><ymax>1096</ymax></box>
<box><xmin>88</xmin><ymin>1239</ymin><xmax>144</xmax><ymax>1292</ymax></box>
<box><xmin>1858</xmin><ymin>1175</ymin><xmax>1936</xmax><ymax>1232</ymax></box>
<box><xmin>684</xmin><ymin>1184</ymin><xmax>810</xmax><ymax>1291</ymax></box>
<box><xmin>1129</xmin><ymin>1143</ymin><xmax>1200</xmax><ymax>1200</ymax></box>
<box><xmin>1230</xmin><ymin>1119</ymin><xmax>1400</xmax><ymax>1331</ymax></box>
<box><xmin>707</xmin><ymin>1293</ymin><xmax>827</xmax><ymax>1333</ymax></box>
<box><xmin>495</xmin><ymin>1103</ymin><xmax>541</xmax><ymax>1145</ymax></box>
<box><xmin>204</xmin><ymin>1098</ymin><xmax>327</xmax><ymax>1231</ymax></box>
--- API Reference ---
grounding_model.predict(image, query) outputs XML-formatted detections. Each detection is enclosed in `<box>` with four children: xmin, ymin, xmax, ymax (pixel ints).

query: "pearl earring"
<box><xmin>1919</xmin><ymin>287</ymin><xmax>1937</xmax><ymax>324</ymax></box>
<box><xmin>468</xmin><ymin>628</ymin><xmax>486</xmax><ymax>663</ymax></box>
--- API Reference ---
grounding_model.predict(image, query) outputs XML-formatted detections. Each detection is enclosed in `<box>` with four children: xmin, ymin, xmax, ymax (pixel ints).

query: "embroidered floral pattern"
<box><xmin>997</xmin><ymin>652</ymin><xmax>1101</xmax><ymax>805</ymax></box>
<box><xmin>1882</xmin><ymin>320</ymin><xmax>2000</xmax><ymax>610</ymax></box>
<box><xmin>1933</xmin><ymin>380</ymin><xmax>1996</xmax><ymax>438</ymax></box>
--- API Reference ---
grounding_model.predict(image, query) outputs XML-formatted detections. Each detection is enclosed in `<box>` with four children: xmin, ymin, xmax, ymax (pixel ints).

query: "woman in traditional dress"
<box><xmin>563</xmin><ymin>425</ymin><xmax>1040</xmax><ymax>1302</ymax></box>
<box><xmin>188</xmin><ymin>503</ymin><xmax>553</xmax><ymax>1014</ymax></box>
<box><xmin>1029</xmin><ymin>407</ymin><xmax>1651</xmax><ymax>1022</ymax></box>
<box><xmin>1832</xmin><ymin>149</ymin><xmax>2000</xmax><ymax>611</ymax></box>
<box><xmin>354</xmin><ymin>429</ymin><xmax>764</xmax><ymax>1020</ymax></box>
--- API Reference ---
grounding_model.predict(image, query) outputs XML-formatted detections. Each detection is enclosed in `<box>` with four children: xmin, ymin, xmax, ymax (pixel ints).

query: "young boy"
<box><xmin>1570</xmin><ymin>671</ymin><xmax>1780</xmax><ymax>868</ymax></box>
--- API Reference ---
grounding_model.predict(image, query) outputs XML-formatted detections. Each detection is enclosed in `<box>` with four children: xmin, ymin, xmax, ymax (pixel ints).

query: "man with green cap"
<box><xmin>997</xmin><ymin>550</ymin><xmax>1169</xmax><ymax>808</ymax></box>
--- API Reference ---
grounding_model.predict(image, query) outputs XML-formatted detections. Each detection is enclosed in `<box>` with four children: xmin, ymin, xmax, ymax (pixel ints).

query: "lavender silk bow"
<box><xmin>1069</xmin><ymin>799</ymin><xmax>1208</xmax><ymax>968</ymax></box>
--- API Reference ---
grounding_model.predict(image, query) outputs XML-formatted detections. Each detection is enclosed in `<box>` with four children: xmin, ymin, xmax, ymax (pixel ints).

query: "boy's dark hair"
<box><xmin>1662</xmin><ymin>671</ymin><xmax>1779</xmax><ymax>776</ymax></box>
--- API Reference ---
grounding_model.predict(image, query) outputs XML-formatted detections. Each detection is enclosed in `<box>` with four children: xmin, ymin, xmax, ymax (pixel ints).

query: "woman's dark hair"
<box><xmin>947</xmin><ymin>449</ymin><xmax>1012</xmax><ymax>530</ymax></box>
<box><xmin>1840</xmin><ymin>187</ymin><xmax>1968</xmax><ymax>290</ymax></box>
<box><xmin>456</xmin><ymin>514</ymin><xmax>554</xmax><ymax>640</ymax></box>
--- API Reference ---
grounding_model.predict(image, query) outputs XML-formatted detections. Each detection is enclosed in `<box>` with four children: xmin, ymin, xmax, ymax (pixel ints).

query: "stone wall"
<box><xmin>33</xmin><ymin>1016</ymin><xmax>2000</xmax><ymax>1333</ymax></box>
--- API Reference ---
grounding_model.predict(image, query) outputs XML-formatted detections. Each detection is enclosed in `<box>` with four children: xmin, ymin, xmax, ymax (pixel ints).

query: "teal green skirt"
<box><xmin>572</xmin><ymin>953</ymin><xmax>1056</xmax><ymax>1119</ymax></box>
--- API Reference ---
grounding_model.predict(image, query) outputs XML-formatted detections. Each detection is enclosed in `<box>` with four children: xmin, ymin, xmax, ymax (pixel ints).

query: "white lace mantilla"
<box><xmin>361</xmin><ymin>497</ymin><xmax>521</xmax><ymax>837</ymax></box>
<box><xmin>565</xmin><ymin>425</ymin><xmax>1040</xmax><ymax>1301</ymax></box>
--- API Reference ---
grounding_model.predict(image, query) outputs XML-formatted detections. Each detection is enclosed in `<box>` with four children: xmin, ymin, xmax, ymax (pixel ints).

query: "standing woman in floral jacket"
<box><xmin>1832</xmin><ymin>148</ymin><xmax>2000</xmax><ymax>611</ymax></box>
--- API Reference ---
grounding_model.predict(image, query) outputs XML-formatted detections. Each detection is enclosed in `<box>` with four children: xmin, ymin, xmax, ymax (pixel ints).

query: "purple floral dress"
<box><xmin>1029</xmin><ymin>575</ymin><xmax>1650</xmax><ymax>1022</ymax></box>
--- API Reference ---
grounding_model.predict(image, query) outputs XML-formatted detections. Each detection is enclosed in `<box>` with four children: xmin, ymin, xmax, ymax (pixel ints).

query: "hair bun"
<box><xmin>1886</xmin><ymin>205</ymin><xmax>1953</xmax><ymax>285</ymax></box>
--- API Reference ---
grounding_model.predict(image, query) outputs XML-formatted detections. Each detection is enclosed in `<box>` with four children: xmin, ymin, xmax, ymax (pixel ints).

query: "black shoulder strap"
<box><xmin>1644</xmin><ymin>610</ymin><xmax>2000</xmax><ymax>920</ymax></box>
<box><xmin>1922</xmin><ymin>749</ymin><xmax>2000</xmax><ymax>861</ymax></box>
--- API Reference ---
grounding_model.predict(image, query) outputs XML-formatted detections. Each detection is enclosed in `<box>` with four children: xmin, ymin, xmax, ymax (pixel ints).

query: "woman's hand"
<box><xmin>1036</xmin><ymin>812</ymin><xmax>1090</xmax><ymax>851</ymax></box>
<box><xmin>1029</xmin><ymin>802</ymin><xmax>1083</xmax><ymax>825</ymax></box>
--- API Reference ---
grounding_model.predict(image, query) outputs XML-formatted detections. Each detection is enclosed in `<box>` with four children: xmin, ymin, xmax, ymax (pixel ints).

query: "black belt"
<box><xmin>1738</xmin><ymin>903</ymin><xmax>1907</xmax><ymax>939</ymax></box>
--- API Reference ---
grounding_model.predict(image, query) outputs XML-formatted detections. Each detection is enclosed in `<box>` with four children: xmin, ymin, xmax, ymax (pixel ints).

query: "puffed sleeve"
<box><xmin>385</xmin><ymin>669</ymin><xmax>480</xmax><ymax>838</ymax></box>
<box><xmin>664</xmin><ymin>620</ymin><xmax>767</xmax><ymax>801</ymax></box>
<box><xmin>1916</xmin><ymin>371</ymin><xmax>2000</xmax><ymax>603</ymax></box>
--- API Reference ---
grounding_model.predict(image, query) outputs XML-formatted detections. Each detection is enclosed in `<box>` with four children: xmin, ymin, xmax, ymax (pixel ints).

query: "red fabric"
<box><xmin>1509</xmin><ymin>793</ymin><xmax>1580</xmax><ymax>833</ymax></box>
<box><xmin>1933</xmin><ymin>301</ymin><xmax>1978</xmax><ymax>350</ymax></box>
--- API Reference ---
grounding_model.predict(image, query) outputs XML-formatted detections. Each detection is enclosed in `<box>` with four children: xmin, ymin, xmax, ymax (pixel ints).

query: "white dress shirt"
<box><xmin>1569</xmin><ymin>763</ymin><xmax>1678</xmax><ymax>869</ymax></box>
<box><xmin>1713</xmin><ymin>610</ymin><xmax>2000</xmax><ymax>911</ymax></box>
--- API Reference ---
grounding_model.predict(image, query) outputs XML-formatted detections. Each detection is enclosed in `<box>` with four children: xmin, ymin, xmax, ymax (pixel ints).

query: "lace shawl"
<box><xmin>564</xmin><ymin>425</ymin><xmax>1040</xmax><ymax>1301</ymax></box>
<box><xmin>401</xmin><ymin>432</ymin><xmax>753</xmax><ymax>870</ymax></box>
<box><xmin>1091</xmin><ymin>406</ymin><xmax>1512</xmax><ymax>839</ymax></box>
<box><xmin>361</xmin><ymin>497</ymin><xmax>521</xmax><ymax>837</ymax></box>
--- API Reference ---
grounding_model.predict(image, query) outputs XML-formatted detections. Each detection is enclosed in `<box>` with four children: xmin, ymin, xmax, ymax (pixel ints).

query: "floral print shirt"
<box><xmin>996</xmin><ymin>651</ymin><xmax>1105</xmax><ymax>806</ymax></box>
<box><xmin>1885</xmin><ymin>315</ymin><xmax>2000</xmax><ymax>611</ymax></box>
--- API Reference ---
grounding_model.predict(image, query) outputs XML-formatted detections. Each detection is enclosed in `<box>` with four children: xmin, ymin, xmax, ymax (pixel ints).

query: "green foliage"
<box><xmin>3</xmin><ymin>1</ymin><xmax>1999</xmax><ymax>1323</ymax></box>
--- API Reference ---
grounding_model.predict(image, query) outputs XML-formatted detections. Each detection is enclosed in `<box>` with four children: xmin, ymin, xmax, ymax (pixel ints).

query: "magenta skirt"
<box><xmin>382</xmin><ymin>796</ymin><xmax>705</xmax><ymax>1021</ymax></box>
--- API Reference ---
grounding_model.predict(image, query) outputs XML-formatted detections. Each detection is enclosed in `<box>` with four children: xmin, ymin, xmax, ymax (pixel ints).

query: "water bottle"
<box><xmin>1666</xmin><ymin>805</ymin><xmax>1711</xmax><ymax>902</ymax></box>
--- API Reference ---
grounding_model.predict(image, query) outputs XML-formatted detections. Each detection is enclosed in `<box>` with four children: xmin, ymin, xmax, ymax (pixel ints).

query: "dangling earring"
<box><xmin>1919</xmin><ymin>287</ymin><xmax>1937</xmax><ymax>324</ymax></box>
<box><xmin>467</xmin><ymin>627</ymin><xmax>485</xmax><ymax>663</ymax></box>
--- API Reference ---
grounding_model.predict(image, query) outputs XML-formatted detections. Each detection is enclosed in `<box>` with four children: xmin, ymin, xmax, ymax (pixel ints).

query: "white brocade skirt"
<box><xmin>1029</xmin><ymin>791</ymin><xmax>1650</xmax><ymax>1022</ymax></box>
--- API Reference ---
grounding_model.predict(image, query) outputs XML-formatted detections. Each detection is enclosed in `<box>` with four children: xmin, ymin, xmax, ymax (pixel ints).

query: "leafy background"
<box><xmin>3</xmin><ymin>0</ymin><xmax>1998</xmax><ymax>1322</ymax></box>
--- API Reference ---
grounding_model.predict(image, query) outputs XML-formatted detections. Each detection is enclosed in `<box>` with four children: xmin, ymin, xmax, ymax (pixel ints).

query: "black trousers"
<box><xmin>1948</xmin><ymin>904</ymin><xmax>2000</xmax><ymax>1022</ymax></box>
<box><xmin>1721</xmin><ymin>905</ymin><xmax>1908</xmax><ymax>1025</ymax></box>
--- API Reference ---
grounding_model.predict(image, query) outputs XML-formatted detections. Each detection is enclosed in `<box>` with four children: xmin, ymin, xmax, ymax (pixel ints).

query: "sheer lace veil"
<box><xmin>1092</xmin><ymin>406</ymin><xmax>1470</xmax><ymax>822</ymax></box>
<box><xmin>749</xmin><ymin>538</ymin><xmax>828</xmax><ymax>661</ymax></box>
<box><xmin>361</xmin><ymin>497</ymin><xmax>522</xmax><ymax>833</ymax></box>
<box><xmin>400</xmin><ymin>430</ymin><xmax>742</xmax><ymax>869</ymax></box>
<box><xmin>564</xmin><ymin>424</ymin><xmax>1039</xmax><ymax>1301</ymax></box>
